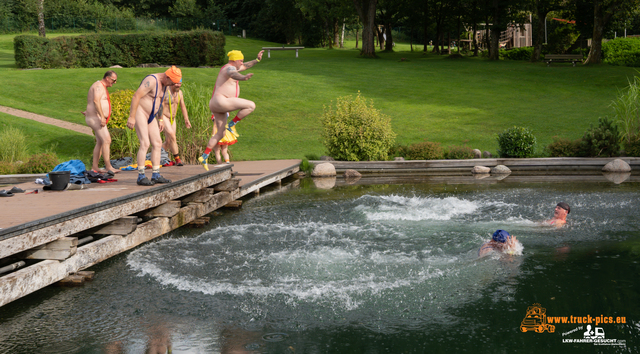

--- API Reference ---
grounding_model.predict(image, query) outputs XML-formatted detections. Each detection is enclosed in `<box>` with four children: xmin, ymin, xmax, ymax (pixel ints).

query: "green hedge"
<box><xmin>603</xmin><ymin>38</ymin><xmax>640</xmax><ymax>67</ymax></box>
<box><xmin>14</xmin><ymin>30</ymin><xmax>225</xmax><ymax>69</ymax></box>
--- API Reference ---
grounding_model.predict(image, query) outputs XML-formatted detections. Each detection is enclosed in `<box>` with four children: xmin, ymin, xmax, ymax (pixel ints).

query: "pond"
<box><xmin>0</xmin><ymin>178</ymin><xmax>639</xmax><ymax>353</ymax></box>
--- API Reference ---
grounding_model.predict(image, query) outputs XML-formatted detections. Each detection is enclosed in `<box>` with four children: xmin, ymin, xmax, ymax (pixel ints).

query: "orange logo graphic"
<box><xmin>520</xmin><ymin>303</ymin><xmax>556</xmax><ymax>333</ymax></box>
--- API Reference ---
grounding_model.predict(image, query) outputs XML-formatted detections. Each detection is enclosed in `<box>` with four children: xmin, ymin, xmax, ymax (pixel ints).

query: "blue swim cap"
<box><xmin>492</xmin><ymin>229</ymin><xmax>510</xmax><ymax>243</ymax></box>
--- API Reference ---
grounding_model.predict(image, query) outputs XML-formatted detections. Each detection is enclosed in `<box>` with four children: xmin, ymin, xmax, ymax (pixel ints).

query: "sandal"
<box><xmin>0</xmin><ymin>190</ymin><xmax>14</xmax><ymax>197</ymax></box>
<box><xmin>136</xmin><ymin>177</ymin><xmax>155</xmax><ymax>186</ymax></box>
<box><xmin>198</xmin><ymin>156</ymin><xmax>209</xmax><ymax>171</ymax></box>
<box><xmin>9</xmin><ymin>187</ymin><xmax>25</xmax><ymax>193</ymax></box>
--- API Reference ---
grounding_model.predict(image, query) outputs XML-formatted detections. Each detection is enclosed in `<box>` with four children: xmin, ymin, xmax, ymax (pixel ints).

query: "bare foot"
<box><xmin>94</xmin><ymin>168</ymin><xmax>108</xmax><ymax>173</ymax></box>
<box><xmin>107</xmin><ymin>169</ymin><xmax>120</xmax><ymax>174</ymax></box>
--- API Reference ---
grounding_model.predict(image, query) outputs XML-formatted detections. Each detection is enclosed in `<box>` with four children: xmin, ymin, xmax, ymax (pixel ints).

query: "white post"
<box><xmin>243</xmin><ymin>29</ymin><xmax>246</xmax><ymax>38</ymax></box>
<box><xmin>268</xmin><ymin>49</ymin><xmax>271</xmax><ymax>58</ymax></box>
<box><xmin>296</xmin><ymin>49</ymin><xmax>299</xmax><ymax>58</ymax></box>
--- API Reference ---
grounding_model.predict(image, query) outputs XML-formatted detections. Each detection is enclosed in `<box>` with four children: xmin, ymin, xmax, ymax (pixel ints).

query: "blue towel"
<box><xmin>52</xmin><ymin>160</ymin><xmax>87</xmax><ymax>176</ymax></box>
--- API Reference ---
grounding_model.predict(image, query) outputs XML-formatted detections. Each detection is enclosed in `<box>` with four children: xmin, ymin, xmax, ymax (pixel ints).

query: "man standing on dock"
<box><xmin>198</xmin><ymin>49</ymin><xmax>264</xmax><ymax>171</ymax></box>
<box><xmin>127</xmin><ymin>66</ymin><xmax>182</xmax><ymax>186</ymax></box>
<box><xmin>85</xmin><ymin>70</ymin><xmax>119</xmax><ymax>174</ymax></box>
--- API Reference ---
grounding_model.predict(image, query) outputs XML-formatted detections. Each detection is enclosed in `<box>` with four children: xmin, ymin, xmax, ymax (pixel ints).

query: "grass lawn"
<box><xmin>0</xmin><ymin>32</ymin><xmax>638</xmax><ymax>161</ymax></box>
<box><xmin>0</xmin><ymin>111</ymin><xmax>95</xmax><ymax>164</ymax></box>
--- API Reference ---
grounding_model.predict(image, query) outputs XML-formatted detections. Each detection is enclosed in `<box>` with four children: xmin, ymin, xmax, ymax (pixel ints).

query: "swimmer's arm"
<box><xmin>240</xmin><ymin>59</ymin><xmax>258</xmax><ymax>70</ymax></box>
<box><xmin>226</xmin><ymin>66</ymin><xmax>250</xmax><ymax>80</ymax></box>
<box><xmin>179</xmin><ymin>92</ymin><xmax>191</xmax><ymax>128</ymax></box>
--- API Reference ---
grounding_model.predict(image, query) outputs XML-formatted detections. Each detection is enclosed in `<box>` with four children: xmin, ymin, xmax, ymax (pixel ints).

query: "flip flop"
<box><xmin>9</xmin><ymin>187</ymin><xmax>25</xmax><ymax>193</ymax></box>
<box><xmin>0</xmin><ymin>190</ymin><xmax>15</xmax><ymax>197</ymax></box>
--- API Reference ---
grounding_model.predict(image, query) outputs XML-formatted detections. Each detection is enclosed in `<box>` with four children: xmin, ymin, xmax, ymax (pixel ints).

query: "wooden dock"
<box><xmin>0</xmin><ymin>160</ymin><xmax>300</xmax><ymax>307</ymax></box>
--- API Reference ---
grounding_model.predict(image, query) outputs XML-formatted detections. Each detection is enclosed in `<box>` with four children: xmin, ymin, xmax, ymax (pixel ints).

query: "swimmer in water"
<box><xmin>545</xmin><ymin>202</ymin><xmax>570</xmax><ymax>227</ymax></box>
<box><xmin>478</xmin><ymin>229</ymin><xmax>520</xmax><ymax>257</ymax></box>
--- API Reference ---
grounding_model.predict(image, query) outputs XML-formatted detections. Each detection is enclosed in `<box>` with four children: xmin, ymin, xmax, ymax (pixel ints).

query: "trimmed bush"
<box><xmin>321</xmin><ymin>93</ymin><xmax>396</xmax><ymax>161</ymax></box>
<box><xmin>580</xmin><ymin>117</ymin><xmax>621</xmax><ymax>157</ymax></box>
<box><xmin>545</xmin><ymin>137</ymin><xmax>583</xmax><ymax>157</ymax></box>
<box><xmin>14</xmin><ymin>30</ymin><xmax>225</xmax><ymax>69</ymax></box>
<box><xmin>603</xmin><ymin>38</ymin><xmax>640</xmax><ymax>67</ymax></box>
<box><xmin>497</xmin><ymin>126</ymin><xmax>537</xmax><ymax>158</ymax></box>
<box><xmin>405</xmin><ymin>141</ymin><xmax>445</xmax><ymax>160</ymax></box>
<box><xmin>16</xmin><ymin>153</ymin><xmax>59</xmax><ymax>174</ymax></box>
<box><xmin>502</xmin><ymin>47</ymin><xmax>533</xmax><ymax>61</ymax></box>
<box><xmin>446</xmin><ymin>145</ymin><xmax>475</xmax><ymax>159</ymax></box>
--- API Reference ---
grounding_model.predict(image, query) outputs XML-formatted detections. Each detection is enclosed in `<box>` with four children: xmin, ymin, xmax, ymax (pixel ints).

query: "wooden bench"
<box><xmin>545</xmin><ymin>54</ymin><xmax>583</xmax><ymax>67</ymax></box>
<box><xmin>262</xmin><ymin>46</ymin><xmax>305</xmax><ymax>58</ymax></box>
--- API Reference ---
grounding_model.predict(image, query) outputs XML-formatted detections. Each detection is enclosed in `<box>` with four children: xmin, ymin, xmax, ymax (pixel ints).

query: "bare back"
<box><xmin>212</xmin><ymin>64</ymin><xmax>240</xmax><ymax>99</ymax></box>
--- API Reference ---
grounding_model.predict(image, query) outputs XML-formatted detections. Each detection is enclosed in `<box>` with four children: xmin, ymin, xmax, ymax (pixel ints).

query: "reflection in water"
<box><xmin>1</xmin><ymin>181</ymin><xmax>639</xmax><ymax>353</ymax></box>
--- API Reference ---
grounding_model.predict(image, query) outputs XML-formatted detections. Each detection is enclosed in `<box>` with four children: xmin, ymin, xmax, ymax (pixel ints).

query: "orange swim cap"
<box><xmin>165</xmin><ymin>65</ymin><xmax>182</xmax><ymax>83</ymax></box>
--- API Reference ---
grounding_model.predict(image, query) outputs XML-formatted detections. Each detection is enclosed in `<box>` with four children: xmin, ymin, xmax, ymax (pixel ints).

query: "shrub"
<box><xmin>405</xmin><ymin>141</ymin><xmax>445</xmax><ymax>160</ymax></box>
<box><xmin>603</xmin><ymin>38</ymin><xmax>640</xmax><ymax>67</ymax></box>
<box><xmin>0</xmin><ymin>127</ymin><xmax>29</xmax><ymax>163</ymax></box>
<box><xmin>17</xmin><ymin>153</ymin><xmax>59</xmax><ymax>174</ymax></box>
<box><xmin>14</xmin><ymin>30</ymin><xmax>225</xmax><ymax>69</ymax></box>
<box><xmin>389</xmin><ymin>144</ymin><xmax>410</xmax><ymax>159</ymax></box>
<box><xmin>109</xmin><ymin>128</ymin><xmax>140</xmax><ymax>160</ymax></box>
<box><xmin>109</xmin><ymin>89</ymin><xmax>135</xmax><ymax>130</ymax></box>
<box><xmin>321</xmin><ymin>93</ymin><xmax>396</xmax><ymax>161</ymax></box>
<box><xmin>299</xmin><ymin>158</ymin><xmax>314</xmax><ymax>173</ymax></box>
<box><xmin>580</xmin><ymin>117</ymin><xmax>621</xmax><ymax>157</ymax></box>
<box><xmin>497</xmin><ymin>126</ymin><xmax>537</xmax><ymax>158</ymax></box>
<box><xmin>545</xmin><ymin>137</ymin><xmax>583</xmax><ymax>157</ymax></box>
<box><xmin>446</xmin><ymin>145</ymin><xmax>475</xmax><ymax>159</ymax></box>
<box><xmin>175</xmin><ymin>82</ymin><xmax>216</xmax><ymax>164</ymax></box>
<box><xmin>0</xmin><ymin>161</ymin><xmax>17</xmax><ymax>175</ymax></box>
<box><xmin>611</xmin><ymin>76</ymin><xmax>640</xmax><ymax>146</ymax></box>
<box><xmin>502</xmin><ymin>47</ymin><xmax>533</xmax><ymax>61</ymax></box>
<box><xmin>624</xmin><ymin>139</ymin><xmax>640</xmax><ymax>156</ymax></box>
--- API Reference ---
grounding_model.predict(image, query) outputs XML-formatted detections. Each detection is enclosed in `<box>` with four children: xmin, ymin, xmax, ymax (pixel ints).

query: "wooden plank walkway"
<box><xmin>0</xmin><ymin>160</ymin><xmax>299</xmax><ymax>307</ymax></box>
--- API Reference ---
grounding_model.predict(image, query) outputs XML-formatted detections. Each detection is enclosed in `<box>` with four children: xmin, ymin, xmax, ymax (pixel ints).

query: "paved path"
<box><xmin>0</xmin><ymin>105</ymin><xmax>92</xmax><ymax>136</ymax></box>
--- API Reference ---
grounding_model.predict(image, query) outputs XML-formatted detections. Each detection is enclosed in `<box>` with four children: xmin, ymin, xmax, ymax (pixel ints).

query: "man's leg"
<box><xmin>162</xmin><ymin>120</ymin><xmax>182</xmax><ymax>165</ymax></box>
<box><xmin>95</xmin><ymin>126</ymin><xmax>119</xmax><ymax>174</ymax></box>
<box><xmin>226</xmin><ymin>98</ymin><xmax>256</xmax><ymax>128</ymax></box>
<box><xmin>148</xmin><ymin>120</ymin><xmax>171</xmax><ymax>183</ymax></box>
<box><xmin>134</xmin><ymin>113</ymin><xmax>153</xmax><ymax>185</ymax></box>
<box><xmin>198</xmin><ymin>112</ymin><xmax>228</xmax><ymax>171</ymax></box>
<box><xmin>221</xmin><ymin>145</ymin><xmax>230</xmax><ymax>163</ymax></box>
<box><xmin>85</xmin><ymin>115</ymin><xmax>107</xmax><ymax>172</ymax></box>
<box><xmin>213</xmin><ymin>144</ymin><xmax>222</xmax><ymax>165</ymax></box>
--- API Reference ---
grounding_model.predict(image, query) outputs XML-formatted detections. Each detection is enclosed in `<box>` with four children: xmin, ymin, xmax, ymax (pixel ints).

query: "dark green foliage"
<box><xmin>16</xmin><ymin>152</ymin><xmax>59</xmax><ymax>174</ymax></box>
<box><xmin>497</xmin><ymin>126</ymin><xmax>537</xmax><ymax>158</ymax></box>
<box><xmin>624</xmin><ymin>139</ymin><xmax>640</xmax><ymax>157</ymax></box>
<box><xmin>603</xmin><ymin>38</ymin><xmax>640</xmax><ymax>67</ymax></box>
<box><xmin>502</xmin><ymin>47</ymin><xmax>533</xmax><ymax>61</ymax></box>
<box><xmin>299</xmin><ymin>158</ymin><xmax>314</xmax><ymax>173</ymax></box>
<box><xmin>445</xmin><ymin>145</ymin><xmax>475</xmax><ymax>159</ymax></box>
<box><xmin>404</xmin><ymin>142</ymin><xmax>445</xmax><ymax>160</ymax></box>
<box><xmin>545</xmin><ymin>137</ymin><xmax>583</xmax><ymax>157</ymax></box>
<box><xmin>14</xmin><ymin>30</ymin><xmax>225</xmax><ymax>69</ymax></box>
<box><xmin>580</xmin><ymin>117</ymin><xmax>621</xmax><ymax>157</ymax></box>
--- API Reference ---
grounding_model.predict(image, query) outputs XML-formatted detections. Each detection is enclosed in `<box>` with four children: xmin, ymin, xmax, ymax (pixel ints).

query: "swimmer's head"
<box><xmin>227</xmin><ymin>50</ymin><xmax>244</xmax><ymax>61</ymax></box>
<box><xmin>556</xmin><ymin>202</ymin><xmax>570</xmax><ymax>214</ymax></box>
<box><xmin>165</xmin><ymin>66</ymin><xmax>182</xmax><ymax>85</ymax></box>
<box><xmin>492</xmin><ymin>229</ymin><xmax>510</xmax><ymax>243</ymax></box>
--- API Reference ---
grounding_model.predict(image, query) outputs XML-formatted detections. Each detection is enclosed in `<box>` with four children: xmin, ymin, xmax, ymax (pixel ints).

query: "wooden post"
<box><xmin>92</xmin><ymin>216</ymin><xmax>139</xmax><ymax>235</ymax></box>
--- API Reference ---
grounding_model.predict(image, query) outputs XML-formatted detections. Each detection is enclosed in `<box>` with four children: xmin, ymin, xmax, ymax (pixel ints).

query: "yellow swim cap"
<box><xmin>227</xmin><ymin>50</ymin><xmax>244</xmax><ymax>61</ymax></box>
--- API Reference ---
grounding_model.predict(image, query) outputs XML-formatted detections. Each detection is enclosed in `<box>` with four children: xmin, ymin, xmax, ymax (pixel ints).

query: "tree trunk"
<box><xmin>353</xmin><ymin>0</ymin><xmax>377</xmax><ymax>57</ymax></box>
<box><xmin>384</xmin><ymin>24</ymin><xmax>393</xmax><ymax>51</ymax></box>
<box><xmin>472</xmin><ymin>22</ymin><xmax>479</xmax><ymax>56</ymax></box>
<box><xmin>531</xmin><ymin>11</ymin><xmax>548</xmax><ymax>62</ymax></box>
<box><xmin>489</xmin><ymin>0</ymin><xmax>500</xmax><ymax>60</ymax></box>
<box><xmin>585</xmin><ymin>0</ymin><xmax>605</xmax><ymax>64</ymax></box>
<box><xmin>356</xmin><ymin>28</ymin><xmax>359</xmax><ymax>48</ymax></box>
<box><xmin>38</xmin><ymin>0</ymin><xmax>46</xmax><ymax>38</ymax></box>
<box><xmin>341</xmin><ymin>19</ymin><xmax>346</xmax><ymax>48</ymax></box>
<box><xmin>333</xmin><ymin>18</ymin><xmax>340</xmax><ymax>47</ymax></box>
<box><xmin>376</xmin><ymin>25</ymin><xmax>384</xmax><ymax>50</ymax></box>
<box><xmin>423</xmin><ymin>0</ymin><xmax>429</xmax><ymax>52</ymax></box>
